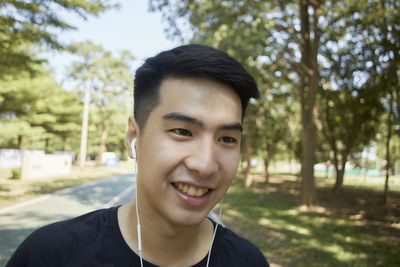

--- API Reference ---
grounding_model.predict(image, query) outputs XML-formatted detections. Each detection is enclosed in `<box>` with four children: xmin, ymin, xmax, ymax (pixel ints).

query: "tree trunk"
<box><xmin>363</xmin><ymin>146</ymin><xmax>370</xmax><ymax>182</ymax></box>
<box><xmin>333</xmin><ymin>165</ymin><xmax>345</xmax><ymax>194</ymax></box>
<box><xmin>332</xmin><ymin>151</ymin><xmax>349</xmax><ymax>194</ymax></box>
<box><xmin>324</xmin><ymin>161</ymin><xmax>330</xmax><ymax>179</ymax></box>
<box><xmin>301</xmin><ymin>121</ymin><xmax>317</xmax><ymax>205</ymax></box>
<box><xmin>243</xmin><ymin>105</ymin><xmax>254</xmax><ymax>187</ymax></box>
<box><xmin>62</xmin><ymin>137</ymin><xmax>67</xmax><ymax>151</ymax></box>
<box><xmin>264</xmin><ymin>143</ymin><xmax>274</xmax><ymax>184</ymax></box>
<box><xmin>45</xmin><ymin>138</ymin><xmax>49</xmax><ymax>153</ymax></box>
<box><xmin>97</xmin><ymin>122</ymin><xmax>108</xmax><ymax>165</ymax></box>
<box><xmin>384</xmin><ymin>151</ymin><xmax>390</xmax><ymax>206</ymax></box>
<box><xmin>299</xmin><ymin>0</ymin><xmax>319</xmax><ymax>206</ymax></box>
<box><xmin>288</xmin><ymin>119</ymin><xmax>297</xmax><ymax>175</ymax></box>
<box><xmin>17</xmin><ymin>135</ymin><xmax>23</xmax><ymax>150</ymax></box>
<box><xmin>79</xmin><ymin>80</ymin><xmax>90</xmax><ymax>168</ymax></box>
<box><xmin>384</xmin><ymin>94</ymin><xmax>393</xmax><ymax>205</ymax></box>
<box><xmin>264</xmin><ymin>158</ymin><xmax>270</xmax><ymax>184</ymax></box>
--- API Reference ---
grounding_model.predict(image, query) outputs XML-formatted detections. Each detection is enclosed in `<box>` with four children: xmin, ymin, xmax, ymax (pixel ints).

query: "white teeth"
<box><xmin>188</xmin><ymin>187</ymin><xmax>196</xmax><ymax>196</ymax></box>
<box><xmin>195</xmin><ymin>187</ymin><xmax>203</xmax><ymax>197</ymax></box>
<box><xmin>174</xmin><ymin>182</ymin><xmax>209</xmax><ymax>197</ymax></box>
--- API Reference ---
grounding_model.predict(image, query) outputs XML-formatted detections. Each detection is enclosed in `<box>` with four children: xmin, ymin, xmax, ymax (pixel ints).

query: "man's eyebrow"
<box><xmin>220</xmin><ymin>123</ymin><xmax>243</xmax><ymax>133</ymax></box>
<box><xmin>162</xmin><ymin>112</ymin><xmax>243</xmax><ymax>132</ymax></box>
<box><xmin>162</xmin><ymin>112</ymin><xmax>204</xmax><ymax>127</ymax></box>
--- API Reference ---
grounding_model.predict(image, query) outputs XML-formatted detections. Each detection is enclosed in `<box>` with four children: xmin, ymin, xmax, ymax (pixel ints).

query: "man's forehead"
<box><xmin>157</xmin><ymin>77</ymin><xmax>242</xmax><ymax>120</ymax></box>
<box><xmin>159</xmin><ymin>77</ymin><xmax>236</xmax><ymax>96</ymax></box>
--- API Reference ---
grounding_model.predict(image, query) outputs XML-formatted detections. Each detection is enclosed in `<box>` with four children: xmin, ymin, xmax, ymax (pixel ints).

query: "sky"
<box><xmin>46</xmin><ymin>0</ymin><xmax>178</xmax><ymax>84</ymax></box>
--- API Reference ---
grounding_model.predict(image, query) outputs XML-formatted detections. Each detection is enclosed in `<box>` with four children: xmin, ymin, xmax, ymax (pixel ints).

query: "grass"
<box><xmin>223</xmin><ymin>174</ymin><xmax>400</xmax><ymax>267</ymax></box>
<box><xmin>314</xmin><ymin>172</ymin><xmax>400</xmax><ymax>192</ymax></box>
<box><xmin>0</xmin><ymin>161</ymin><xmax>133</xmax><ymax>208</ymax></box>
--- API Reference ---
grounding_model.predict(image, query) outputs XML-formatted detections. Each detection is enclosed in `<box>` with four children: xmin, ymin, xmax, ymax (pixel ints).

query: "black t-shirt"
<box><xmin>6</xmin><ymin>206</ymin><xmax>269</xmax><ymax>267</ymax></box>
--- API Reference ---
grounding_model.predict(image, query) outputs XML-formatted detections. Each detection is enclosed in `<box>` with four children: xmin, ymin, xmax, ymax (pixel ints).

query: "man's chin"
<box><xmin>169</xmin><ymin>211</ymin><xmax>210</xmax><ymax>228</ymax></box>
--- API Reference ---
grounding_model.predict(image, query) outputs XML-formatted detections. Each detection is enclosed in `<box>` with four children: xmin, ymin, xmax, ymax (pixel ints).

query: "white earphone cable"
<box><xmin>133</xmin><ymin>145</ymin><xmax>144</xmax><ymax>267</ymax></box>
<box><xmin>206</xmin><ymin>198</ymin><xmax>223</xmax><ymax>267</ymax></box>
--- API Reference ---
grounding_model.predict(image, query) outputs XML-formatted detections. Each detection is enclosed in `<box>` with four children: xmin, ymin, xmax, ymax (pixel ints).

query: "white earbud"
<box><xmin>131</xmin><ymin>139</ymin><xmax>136</xmax><ymax>159</ymax></box>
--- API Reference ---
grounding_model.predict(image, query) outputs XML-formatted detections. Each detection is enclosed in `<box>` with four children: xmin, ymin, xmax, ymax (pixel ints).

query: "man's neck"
<box><xmin>118</xmin><ymin>202</ymin><xmax>214</xmax><ymax>267</ymax></box>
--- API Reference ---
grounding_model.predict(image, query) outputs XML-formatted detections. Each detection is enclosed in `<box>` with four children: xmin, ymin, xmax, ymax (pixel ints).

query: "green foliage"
<box><xmin>11</xmin><ymin>168</ymin><xmax>21</xmax><ymax>179</ymax></box>
<box><xmin>315</xmin><ymin>0</ymin><xmax>397</xmax><ymax>191</ymax></box>
<box><xmin>318</xmin><ymin>85</ymin><xmax>383</xmax><ymax>170</ymax></box>
<box><xmin>254</xmin><ymin>89</ymin><xmax>299</xmax><ymax>169</ymax></box>
<box><xmin>68</xmin><ymin>41</ymin><xmax>134</xmax><ymax>160</ymax></box>
<box><xmin>0</xmin><ymin>66</ymin><xmax>82</xmax><ymax>150</ymax></box>
<box><xmin>0</xmin><ymin>0</ymin><xmax>116</xmax><ymax>77</ymax></box>
<box><xmin>104</xmin><ymin>103</ymin><xmax>130</xmax><ymax>159</ymax></box>
<box><xmin>0</xmin><ymin>1</ymin><xmax>133</xmax><ymax>159</ymax></box>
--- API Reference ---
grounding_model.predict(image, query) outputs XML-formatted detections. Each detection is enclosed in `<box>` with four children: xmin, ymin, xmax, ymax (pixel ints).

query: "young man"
<box><xmin>7</xmin><ymin>45</ymin><xmax>269</xmax><ymax>266</ymax></box>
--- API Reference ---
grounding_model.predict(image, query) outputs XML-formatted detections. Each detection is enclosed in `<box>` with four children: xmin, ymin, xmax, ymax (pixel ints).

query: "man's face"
<box><xmin>130</xmin><ymin>77</ymin><xmax>242</xmax><ymax>227</ymax></box>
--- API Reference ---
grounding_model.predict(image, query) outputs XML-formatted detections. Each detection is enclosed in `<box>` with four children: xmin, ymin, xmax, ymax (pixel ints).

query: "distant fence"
<box><xmin>21</xmin><ymin>154</ymin><xmax>72</xmax><ymax>180</ymax></box>
<box><xmin>0</xmin><ymin>149</ymin><xmax>44</xmax><ymax>169</ymax></box>
<box><xmin>314</xmin><ymin>165</ymin><xmax>381</xmax><ymax>177</ymax></box>
<box><xmin>266</xmin><ymin>162</ymin><xmax>382</xmax><ymax>178</ymax></box>
<box><xmin>0</xmin><ymin>149</ymin><xmax>76</xmax><ymax>170</ymax></box>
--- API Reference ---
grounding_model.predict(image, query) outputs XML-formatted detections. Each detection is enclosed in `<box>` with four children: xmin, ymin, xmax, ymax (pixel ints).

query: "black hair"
<box><xmin>133</xmin><ymin>44</ymin><xmax>259</xmax><ymax>129</ymax></box>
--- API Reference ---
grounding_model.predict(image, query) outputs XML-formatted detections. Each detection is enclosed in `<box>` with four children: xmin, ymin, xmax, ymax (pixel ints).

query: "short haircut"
<box><xmin>133</xmin><ymin>44</ymin><xmax>259</xmax><ymax>129</ymax></box>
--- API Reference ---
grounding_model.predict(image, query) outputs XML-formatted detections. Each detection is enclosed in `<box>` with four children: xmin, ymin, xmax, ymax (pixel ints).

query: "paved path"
<box><xmin>0</xmin><ymin>173</ymin><xmax>135</xmax><ymax>266</ymax></box>
<box><xmin>0</xmin><ymin>173</ymin><xmax>222</xmax><ymax>266</ymax></box>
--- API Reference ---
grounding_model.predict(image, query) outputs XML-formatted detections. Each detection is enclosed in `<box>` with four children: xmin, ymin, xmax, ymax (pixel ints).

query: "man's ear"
<box><xmin>126</xmin><ymin>116</ymin><xmax>139</xmax><ymax>159</ymax></box>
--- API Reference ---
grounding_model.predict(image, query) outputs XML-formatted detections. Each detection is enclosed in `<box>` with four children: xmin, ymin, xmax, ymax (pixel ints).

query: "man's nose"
<box><xmin>184</xmin><ymin>139</ymin><xmax>218</xmax><ymax>178</ymax></box>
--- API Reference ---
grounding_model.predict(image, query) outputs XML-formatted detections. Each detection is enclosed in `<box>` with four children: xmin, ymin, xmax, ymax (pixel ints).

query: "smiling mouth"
<box><xmin>172</xmin><ymin>182</ymin><xmax>211</xmax><ymax>197</ymax></box>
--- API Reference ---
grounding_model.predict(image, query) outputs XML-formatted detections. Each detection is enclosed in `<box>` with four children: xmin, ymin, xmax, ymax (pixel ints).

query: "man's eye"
<box><xmin>171</xmin><ymin>128</ymin><xmax>192</xmax><ymax>137</ymax></box>
<box><xmin>220</xmin><ymin>136</ymin><xmax>237</xmax><ymax>144</ymax></box>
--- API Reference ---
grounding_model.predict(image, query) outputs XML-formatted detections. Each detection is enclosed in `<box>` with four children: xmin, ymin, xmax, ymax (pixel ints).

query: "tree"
<box><xmin>0</xmin><ymin>117</ymin><xmax>35</xmax><ymax>149</ymax></box>
<box><xmin>372</xmin><ymin>0</ymin><xmax>400</xmax><ymax>204</ymax></box>
<box><xmin>0</xmin><ymin>0</ymin><xmax>115</xmax><ymax>77</ymax></box>
<box><xmin>0</xmin><ymin>66</ymin><xmax>82</xmax><ymax>150</ymax></box>
<box><xmin>41</xmin><ymin>90</ymin><xmax>82</xmax><ymax>151</ymax></box>
<box><xmin>296</xmin><ymin>0</ymin><xmax>321</xmax><ymax>206</ymax></box>
<box><xmin>318</xmin><ymin>0</ymin><xmax>398</xmax><ymax>195</ymax></box>
<box><xmin>68</xmin><ymin>41</ymin><xmax>134</xmax><ymax>165</ymax></box>
<box><xmin>384</xmin><ymin>93</ymin><xmax>394</xmax><ymax>205</ymax></box>
<box><xmin>241</xmin><ymin>103</ymin><xmax>255</xmax><ymax>186</ymax></box>
<box><xmin>254</xmin><ymin>91</ymin><xmax>293</xmax><ymax>184</ymax></box>
<box><xmin>105</xmin><ymin>102</ymin><xmax>131</xmax><ymax>159</ymax></box>
<box><xmin>318</xmin><ymin>87</ymin><xmax>382</xmax><ymax>193</ymax></box>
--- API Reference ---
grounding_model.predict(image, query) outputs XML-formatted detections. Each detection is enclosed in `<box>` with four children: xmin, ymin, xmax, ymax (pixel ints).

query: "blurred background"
<box><xmin>1</xmin><ymin>0</ymin><xmax>399</xmax><ymax>266</ymax></box>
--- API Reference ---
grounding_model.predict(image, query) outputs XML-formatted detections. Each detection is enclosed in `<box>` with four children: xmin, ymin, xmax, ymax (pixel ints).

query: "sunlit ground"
<box><xmin>223</xmin><ymin>174</ymin><xmax>400</xmax><ymax>266</ymax></box>
<box><xmin>0</xmin><ymin>160</ymin><xmax>133</xmax><ymax>208</ymax></box>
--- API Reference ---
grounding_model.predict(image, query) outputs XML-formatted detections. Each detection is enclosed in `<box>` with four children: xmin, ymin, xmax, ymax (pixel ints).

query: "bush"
<box><xmin>11</xmin><ymin>168</ymin><xmax>21</xmax><ymax>179</ymax></box>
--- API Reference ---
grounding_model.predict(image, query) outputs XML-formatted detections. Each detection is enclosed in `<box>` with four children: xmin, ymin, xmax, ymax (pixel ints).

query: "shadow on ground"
<box><xmin>223</xmin><ymin>174</ymin><xmax>400</xmax><ymax>266</ymax></box>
